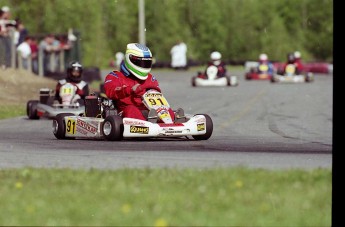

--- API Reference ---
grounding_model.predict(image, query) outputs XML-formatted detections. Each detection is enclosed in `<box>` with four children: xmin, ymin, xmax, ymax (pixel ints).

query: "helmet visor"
<box><xmin>129</xmin><ymin>54</ymin><xmax>152</xmax><ymax>69</ymax></box>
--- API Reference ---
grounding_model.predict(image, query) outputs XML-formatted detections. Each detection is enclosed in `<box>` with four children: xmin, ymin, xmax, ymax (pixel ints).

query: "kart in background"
<box><xmin>271</xmin><ymin>64</ymin><xmax>314</xmax><ymax>83</ymax></box>
<box><xmin>52</xmin><ymin>89</ymin><xmax>213</xmax><ymax>141</ymax></box>
<box><xmin>27</xmin><ymin>83</ymin><xmax>85</xmax><ymax>120</ymax></box>
<box><xmin>244</xmin><ymin>61</ymin><xmax>273</xmax><ymax>80</ymax></box>
<box><xmin>191</xmin><ymin>65</ymin><xmax>238</xmax><ymax>87</ymax></box>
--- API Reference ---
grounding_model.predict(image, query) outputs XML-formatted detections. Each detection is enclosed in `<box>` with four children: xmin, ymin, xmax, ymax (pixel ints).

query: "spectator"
<box><xmin>170</xmin><ymin>40</ymin><xmax>187</xmax><ymax>70</ymax></box>
<box><xmin>13</xmin><ymin>19</ymin><xmax>29</xmax><ymax>47</ymax></box>
<box><xmin>16</xmin><ymin>35</ymin><xmax>32</xmax><ymax>69</ymax></box>
<box><xmin>39</xmin><ymin>34</ymin><xmax>60</xmax><ymax>72</ymax></box>
<box><xmin>29</xmin><ymin>37</ymin><xmax>39</xmax><ymax>74</ymax></box>
<box><xmin>115</xmin><ymin>51</ymin><xmax>124</xmax><ymax>69</ymax></box>
<box><xmin>0</xmin><ymin>6</ymin><xmax>16</xmax><ymax>68</ymax></box>
<box><xmin>58</xmin><ymin>34</ymin><xmax>73</xmax><ymax>68</ymax></box>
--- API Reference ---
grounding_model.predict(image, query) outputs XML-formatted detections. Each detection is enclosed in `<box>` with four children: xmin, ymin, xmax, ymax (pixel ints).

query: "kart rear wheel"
<box><xmin>192</xmin><ymin>114</ymin><xmax>213</xmax><ymax>140</ymax></box>
<box><xmin>102</xmin><ymin>115</ymin><xmax>124</xmax><ymax>141</ymax></box>
<box><xmin>53</xmin><ymin>113</ymin><xmax>75</xmax><ymax>139</ymax></box>
<box><xmin>191</xmin><ymin>77</ymin><xmax>196</xmax><ymax>87</ymax></box>
<box><xmin>27</xmin><ymin>100</ymin><xmax>39</xmax><ymax>119</ymax></box>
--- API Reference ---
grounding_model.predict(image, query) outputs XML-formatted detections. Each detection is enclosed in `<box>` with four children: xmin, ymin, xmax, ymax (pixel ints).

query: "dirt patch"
<box><xmin>0</xmin><ymin>69</ymin><xmax>57</xmax><ymax>105</ymax></box>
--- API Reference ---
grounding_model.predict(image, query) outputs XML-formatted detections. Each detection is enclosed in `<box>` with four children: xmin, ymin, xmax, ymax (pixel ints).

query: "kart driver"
<box><xmin>104</xmin><ymin>43</ymin><xmax>175</xmax><ymax>121</ymax></box>
<box><xmin>55</xmin><ymin>61</ymin><xmax>90</xmax><ymax>104</ymax></box>
<box><xmin>281</xmin><ymin>52</ymin><xmax>303</xmax><ymax>75</ymax></box>
<box><xmin>197</xmin><ymin>51</ymin><xmax>227</xmax><ymax>79</ymax></box>
<box><xmin>294</xmin><ymin>51</ymin><xmax>304</xmax><ymax>74</ymax></box>
<box><xmin>256</xmin><ymin>53</ymin><xmax>274</xmax><ymax>75</ymax></box>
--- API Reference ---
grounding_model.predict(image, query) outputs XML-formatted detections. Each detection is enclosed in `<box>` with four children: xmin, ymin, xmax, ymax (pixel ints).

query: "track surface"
<box><xmin>0</xmin><ymin>69</ymin><xmax>332</xmax><ymax>170</ymax></box>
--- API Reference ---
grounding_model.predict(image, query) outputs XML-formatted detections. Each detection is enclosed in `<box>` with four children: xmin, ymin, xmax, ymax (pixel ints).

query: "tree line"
<box><xmin>1</xmin><ymin>0</ymin><xmax>333</xmax><ymax>68</ymax></box>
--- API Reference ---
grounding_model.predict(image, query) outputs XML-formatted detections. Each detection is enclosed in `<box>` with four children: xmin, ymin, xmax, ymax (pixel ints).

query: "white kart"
<box><xmin>52</xmin><ymin>89</ymin><xmax>213</xmax><ymax>141</ymax></box>
<box><xmin>192</xmin><ymin>65</ymin><xmax>238</xmax><ymax>87</ymax></box>
<box><xmin>27</xmin><ymin>83</ymin><xmax>85</xmax><ymax>119</ymax></box>
<box><xmin>271</xmin><ymin>64</ymin><xmax>314</xmax><ymax>83</ymax></box>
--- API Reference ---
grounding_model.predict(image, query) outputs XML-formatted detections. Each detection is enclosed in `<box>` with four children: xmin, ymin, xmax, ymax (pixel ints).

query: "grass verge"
<box><xmin>0</xmin><ymin>167</ymin><xmax>331</xmax><ymax>226</ymax></box>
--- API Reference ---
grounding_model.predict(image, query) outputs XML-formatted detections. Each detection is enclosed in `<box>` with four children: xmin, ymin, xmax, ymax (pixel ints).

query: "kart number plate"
<box><xmin>143</xmin><ymin>93</ymin><xmax>169</xmax><ymax>108</ymax></box>
<box><xmin>66</xmin><ymin>118</ymin><xmax>76</xmax><ymax>134</ymax></box>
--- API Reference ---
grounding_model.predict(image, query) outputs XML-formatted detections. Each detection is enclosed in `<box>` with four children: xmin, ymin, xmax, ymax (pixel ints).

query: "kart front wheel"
<box><xmin>27</xmin><ymin>100</ymin><xmax>39</xmax><ymax>120</ymax></box>
<box><xmin>192</xmin><ymin>114</ymin><xmax>213</xmax><ymax>140</ymax></box>
<box><xmin>102</xmin><ymin>115</ymin><xmax>124</xmax><ymax>141</ymax></box>
<box><xmin>53</xmin><ymin>113</ymin><xmax>75</xmax><ymax>139</ymax></box>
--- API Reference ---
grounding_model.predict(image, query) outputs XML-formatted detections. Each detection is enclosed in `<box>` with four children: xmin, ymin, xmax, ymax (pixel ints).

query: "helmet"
<box><xmin>287</xmin><ymin>53</ymin><xmax>295</xmax><ymax>63</ymax></box>
<box><xmin>259</xmin><ymin>53</ymin><xmax>268</xmax><ymax>61</ymax></box>
<box><xmin>294</xmin><ymin>51</ymin><xmax>301</xmax><ymax>59</ymax></box>
<box><xmin>124</xmin><ymin>43</ymin><xmax>153</xmax><ymax>80</ymax></box>
<box><xmin>67</xmin><ymin>61</ymin><xmax>83</xmax><ymax>83</ymax></box>
<box><xmin>210</xmin><ymin>51</ymin><xmax>221</xmax><ymax>66</ymax></box>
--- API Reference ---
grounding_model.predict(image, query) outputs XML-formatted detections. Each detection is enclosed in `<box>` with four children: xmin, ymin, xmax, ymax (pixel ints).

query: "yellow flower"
<box><xmin>15</xmin><ymin>182</ymin><xmax>23</xmax><ymax>189</ymax></box>
<box><xmin>235</xmin><ymin>180</ymin><xmax>243</xmax><ymax>188</ymax></box>
<box><xmin>121</xmin><ymin>203</ymin><xmax>131</xmax><ymax>214</ymax></box>
<box><xmin>155</xmin><ymin>218</ymin><xmax>168</xmax><ymax>227</ymax></box>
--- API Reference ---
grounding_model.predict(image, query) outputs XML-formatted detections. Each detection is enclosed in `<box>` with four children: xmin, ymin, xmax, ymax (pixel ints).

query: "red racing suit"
<box><xmin>104</xmin><ymin>70</ymin><xmax>174</xmax><ymax>121</ymax></box>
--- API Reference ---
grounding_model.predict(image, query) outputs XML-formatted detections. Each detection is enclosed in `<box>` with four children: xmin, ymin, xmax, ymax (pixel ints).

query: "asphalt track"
<box><xmin>0</xmin><ymin>69</ymin><xmax>332</xmax><ymax>170</ymax></box>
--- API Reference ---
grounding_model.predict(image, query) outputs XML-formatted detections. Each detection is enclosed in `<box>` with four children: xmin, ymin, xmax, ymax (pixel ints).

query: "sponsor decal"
<box><xmin>77</xmin><ymin>119</ymin><xmax>97</xmax><ymax>134</ymax></box>
<box><xmin>165</xmin><ymin>130</ymin><xmax>183</xmax><ymax>134</ymax></box>
<box><xmin>197</xmin><ymin>123</ymin><xmax>205</xmax><ymax>131</ymax></box>
<box><xmin>158</xmin><ymin>123</ymin><xmax>184</xmax><ymax>127</ymax></box>
<box><xmin>130</xmin><ymin>125</ymin><xmax>149</xmax><ymax>134</ymax></box>
<box><xmin>124</xmin><ymin>120</ymin><xmax>146</xmax><ymax>125</ymax></box>
<box><xmin>144</xmin><ymin>93</ymin><xmax>162</xmax><ymax>98</ymax></box>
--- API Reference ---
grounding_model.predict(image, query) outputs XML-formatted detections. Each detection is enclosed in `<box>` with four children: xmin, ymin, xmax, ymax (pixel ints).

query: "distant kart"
<box><xmin>26</xmin><ymin>83</ymin><xmax>85</xmax><ymax>120</ymax></box>
<box><xmin>244</xmin><ymin>61</ymin><xmax>273</xmax><ymax>80</ymax></box>
<box><xmin>271</xmin><ymin>64</ymin><xmax>314</xmax><ymax>83</ymax></box>
<box><xmin>191</xmin><ymin>65</ymin><xmax>238</xmax><ymax>87</ymax></box>
<box><xmin>52</xmin><ymin>89</ymin><xmax>213</xmax><ymax>141</ymax></box>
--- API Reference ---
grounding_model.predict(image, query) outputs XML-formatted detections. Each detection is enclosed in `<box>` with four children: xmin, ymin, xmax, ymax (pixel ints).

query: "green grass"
<box><xmin>0</xmin><ymin>105</ymin><xmax>25</xmax><ymax>120</ymax></box>
<box><xmin>0</xmin><ymin>167</ymin><xmax>331</xmax><ymax>226</ymax></box>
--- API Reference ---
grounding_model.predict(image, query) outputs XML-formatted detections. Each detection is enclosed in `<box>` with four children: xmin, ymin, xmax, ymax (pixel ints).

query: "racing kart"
<box><xmin>191</xmin><ymin>65</ymin><xmax>238</xmax><ymax>87</ymax></box>
<box><xmin>244</xmin><ymin>61</ymin><xmax>273</xmax><ymax>80</ymax></box>
<box><xmin>27</xmin><ymin>83</ymin><xmax>85</xmax><ymax>120</ymax></box>
<box><xmin>52</xmin><ymin>89</ymin><xmax>213</xmax><ymax>141</ymax></box>
<box><xmin>271</xmin><ymin>64</ymin><xmax>314</xmax><ymax>83</ymax></box>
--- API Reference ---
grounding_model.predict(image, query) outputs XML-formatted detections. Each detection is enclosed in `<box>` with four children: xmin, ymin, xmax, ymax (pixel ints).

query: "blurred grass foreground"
<box><xmin>0</xmin><ymin>167</ymin><xmax>331</xmax><ymax>226</ymax></box>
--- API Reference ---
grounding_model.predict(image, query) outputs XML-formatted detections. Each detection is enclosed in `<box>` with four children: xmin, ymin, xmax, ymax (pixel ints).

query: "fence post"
<box><xmin>38</xmin><ymin>47</ymin><xmax>44</xmax><ymax>77</ymax></box>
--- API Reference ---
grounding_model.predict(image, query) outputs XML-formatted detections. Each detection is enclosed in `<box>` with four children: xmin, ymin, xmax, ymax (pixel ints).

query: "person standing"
<box><xmin>170</xmin><ymin>40</ymin><xmax>187</xmax><ymax>70</ymax></box>
<box><xmin>16</xmin><ymin>36</ymin><xmax>32</xmax><ymax>69</ymax></box>
<box><xmin>0</xmin><ymin>6</ymin><xmax>15</xmax><ymax>68</ymax></box>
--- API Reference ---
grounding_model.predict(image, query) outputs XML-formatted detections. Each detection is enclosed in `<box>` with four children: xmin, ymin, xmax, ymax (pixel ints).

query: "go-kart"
<box><xmin>244</xmin><ymin>61</ymin><xmax>273</xmax><ymax>80</ymax></box>
<box><xmin>271</xmin><ymin>64</ymin><xmax>314</xmax><ymax>83</ymax></box>
<box><xmin>27</xmin><ymin>83</ymin><xmax>85</xmax><ymax>120</ymax></box>
<box><xmin>52</xmin><ymin>89</ymin><xmax>213</xmax><ymax>141</ymax></box>
<box><xmin>191</xmin><ymin>65</ymin><xmax>238</xmax><ymax>87</ymax></box>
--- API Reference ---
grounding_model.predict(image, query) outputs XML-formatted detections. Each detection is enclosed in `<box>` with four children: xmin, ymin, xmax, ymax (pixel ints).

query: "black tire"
<box><xmin>102</xmin><ymin>115</ymin><xmax>124</xmax><ymax>141</ymax></box>
<box><xmin>226</xmin><ymin>76</ymin><xmax>231</xmax><ymax>86</ymax></box>
<box><xmin>53</xmin><ymin>113</ymin><xmax>75</xmax><ymax>139</ymax></box>
<box><xmin>26</xmin><ymin>100</ymin><xmax>39</xmax><ymax>119</ymax></box>
<box><xmin>192</xmin><ymin>114</ymin><xmax>213</xmax><ymax>140</ymax></box>
<box><xmin>191</xmin><ymin>77</ymin><xmax>196</xmax><ymax>87</ymax></box>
